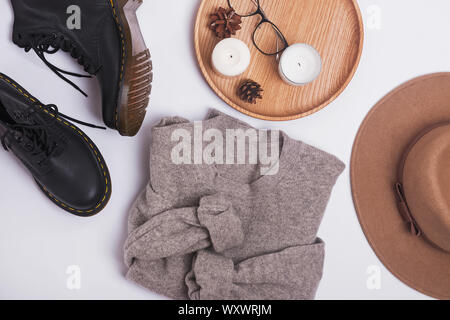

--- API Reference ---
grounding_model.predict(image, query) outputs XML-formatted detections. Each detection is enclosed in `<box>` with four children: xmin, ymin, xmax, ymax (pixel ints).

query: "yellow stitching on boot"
<box><xmin>0</xmin><ymin>74</ymin><xmax>110</xmax><ymax>214</ymax></box>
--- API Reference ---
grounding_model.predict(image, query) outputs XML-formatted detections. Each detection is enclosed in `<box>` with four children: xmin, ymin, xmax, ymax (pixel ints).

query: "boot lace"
<box><xmin>22</xmin><ymin>33</ymin><xmax>103</xmax><ymax>97</ymax></box>
<box><xmin>1</xmin><ymin>103</ymin><xmax>105</xmax><ymax>166</ymax></box>
<box><xmin>1</xmin><ymin>122</ymin><xmax>57</xmax><ymax>165</ymax></box>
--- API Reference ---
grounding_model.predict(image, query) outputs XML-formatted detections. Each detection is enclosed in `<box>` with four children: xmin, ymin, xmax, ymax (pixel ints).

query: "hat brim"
<box><xmin>351</xmin><ymin>73</ymin><xmax>450</xmax><ymax>300</ymax></box>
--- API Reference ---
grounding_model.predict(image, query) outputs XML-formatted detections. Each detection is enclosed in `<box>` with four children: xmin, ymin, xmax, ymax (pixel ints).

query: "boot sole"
<box><xmin>110</xmin><ymin>0</ymin><xmax>153</xmax><ymax>137</ymax></box>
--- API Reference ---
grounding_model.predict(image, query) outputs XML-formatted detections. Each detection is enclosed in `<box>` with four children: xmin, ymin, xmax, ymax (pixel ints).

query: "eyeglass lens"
<box><xmin>228</xmin><ymin>0</ymin><xmax>259</xmax><ymax>17</ymax></box>
<box><xmin>229</xmin><ymin>0</ymin><xmax>287</xmax><ymax>55</ymax></box>
<box><xmin>253</xmin><ymin>21</ymin><xmax>286</xmax><ymax>55</ymax></box>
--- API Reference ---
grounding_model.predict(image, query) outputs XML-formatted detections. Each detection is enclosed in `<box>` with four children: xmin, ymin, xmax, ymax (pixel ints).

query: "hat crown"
<box><xmin>403</xmin><ymin>125</ymin><xmax>450</xmax><ymax>252</ymax></box>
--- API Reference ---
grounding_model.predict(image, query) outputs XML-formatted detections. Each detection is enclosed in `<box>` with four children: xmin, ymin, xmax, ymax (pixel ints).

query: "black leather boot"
<box><xmin>10</xmin><ymin>0</ymin><xmax>152</xmax><ymax>137</ymax></box>
<box><xmin>0</xmin><ymin>73</ymin><xmax>111</xmax><ymax>216</ymax></box>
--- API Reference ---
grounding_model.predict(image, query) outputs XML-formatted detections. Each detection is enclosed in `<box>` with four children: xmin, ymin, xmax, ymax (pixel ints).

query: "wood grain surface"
<box><xmin>194</xmin><ymin>0</ymin><xmax>364</xmax><ymax>121</ymax></box>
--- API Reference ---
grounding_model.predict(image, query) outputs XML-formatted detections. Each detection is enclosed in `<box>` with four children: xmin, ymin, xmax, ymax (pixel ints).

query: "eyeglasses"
<box><xmin>227</xmin><ymin>0</ymin><xmax>289</xmax><ymax>56</ymax></box>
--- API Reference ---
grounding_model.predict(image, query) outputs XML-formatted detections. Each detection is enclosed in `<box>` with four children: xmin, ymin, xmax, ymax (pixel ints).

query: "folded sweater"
<box><xmin>124</xmin><ymin>109</ymin><xmax>345</xmax><ymax>300</ymax></box>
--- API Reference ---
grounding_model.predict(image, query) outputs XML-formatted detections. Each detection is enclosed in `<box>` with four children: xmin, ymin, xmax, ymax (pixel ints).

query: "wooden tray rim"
<box><xmin>194</xmin><ymin>0</ymin><xmax>365</xmax><ymax>121</ymax></box>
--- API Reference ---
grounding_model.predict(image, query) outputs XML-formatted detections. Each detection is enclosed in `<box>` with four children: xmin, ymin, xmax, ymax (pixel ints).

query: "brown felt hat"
<box><xmin>351</xmin><ymin>73</ymin><xmax>450</xmax><ymax>300</ymax></box>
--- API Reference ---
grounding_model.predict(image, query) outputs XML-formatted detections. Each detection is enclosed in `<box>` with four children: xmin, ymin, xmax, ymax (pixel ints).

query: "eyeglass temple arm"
<box><xmin>273</xmin><ymin>26</ymin><xmax>288</xmax><ymax>59</ymax></box>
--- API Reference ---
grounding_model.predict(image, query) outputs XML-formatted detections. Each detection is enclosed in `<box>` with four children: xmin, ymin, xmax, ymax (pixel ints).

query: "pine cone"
<box><xmin>209</xmin><ymin>7</ymin><xmax>242</xmax><ymax>39</ymax></box>
<box><xmin>238</xmin><ymin>80</ymin><xmax>263</xmax><ymax>104</ymax></box>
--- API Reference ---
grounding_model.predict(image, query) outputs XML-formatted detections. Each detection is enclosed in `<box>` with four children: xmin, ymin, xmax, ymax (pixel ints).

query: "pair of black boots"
<box><xmin>0</xmin><ymin>0</ymin><xmax>152</xmax><ymax>216</ymax></box>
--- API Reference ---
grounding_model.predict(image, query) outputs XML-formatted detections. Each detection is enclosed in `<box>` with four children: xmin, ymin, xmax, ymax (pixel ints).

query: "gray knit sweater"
<box><xmin>124</xmin><ymin>110</ymin><xmax>345</xmax><ymax>300</ymax></box>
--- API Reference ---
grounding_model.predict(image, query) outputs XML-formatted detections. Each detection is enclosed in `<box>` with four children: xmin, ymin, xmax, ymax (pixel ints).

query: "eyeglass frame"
<box><xmin>227</xmin><ymin>0</ymin><xmax>289</xmax><ymax>56</ymax></box>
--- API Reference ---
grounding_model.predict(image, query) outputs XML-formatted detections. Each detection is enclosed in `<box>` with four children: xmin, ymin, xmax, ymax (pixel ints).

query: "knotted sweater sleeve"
<box><xmin>125</xmin><ymin>193</ymin><xmax>244</xmax><ymax>265</ymax></box>
<box><xmin>124</xmin><ymin>189</ymin><xmax>244</xmax><ymax>299</ymax></box>
<box><xmin>185</xmin><ymin>239</ymin><xmax>325</xmax><ymax>300</ymax></box>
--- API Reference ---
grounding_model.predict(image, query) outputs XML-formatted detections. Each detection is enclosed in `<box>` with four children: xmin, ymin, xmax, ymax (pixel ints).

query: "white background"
<box><xmin>0</xmin><ymin>0</ymin><xmax>446</xmax><ymax>300</ymax></box>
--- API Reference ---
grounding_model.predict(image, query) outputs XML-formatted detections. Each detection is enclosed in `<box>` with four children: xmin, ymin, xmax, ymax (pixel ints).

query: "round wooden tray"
<box><xmin>194</xmin><ymin>0</ymin><xmax>364</xmax><ymax>121</ymax></box>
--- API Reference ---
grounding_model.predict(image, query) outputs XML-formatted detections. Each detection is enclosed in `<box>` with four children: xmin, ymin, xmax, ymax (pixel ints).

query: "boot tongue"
<box><xmin>0</xmin><ymin>95</ymin><xmax>35</xmax><ymax>126</ymax></box>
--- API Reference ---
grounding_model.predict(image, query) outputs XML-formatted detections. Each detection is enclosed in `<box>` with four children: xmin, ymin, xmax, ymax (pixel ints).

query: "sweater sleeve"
<box><xmin>124</xmin><ymin>193</ymin><xmax>244</xmax><ymax>267</ymax></box>
<box><xmin>185</xmin><ymin>239</ymin><xmax>325</xmax><ymax>300</ymax></box>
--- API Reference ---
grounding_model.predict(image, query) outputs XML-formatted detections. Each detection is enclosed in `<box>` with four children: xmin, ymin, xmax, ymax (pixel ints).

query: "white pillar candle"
<box><xmin>212</xmin><ymin>38</ymin><xmax>251</xmax><ymax>77</ymax></box>
<box><xmin>278</xmin><ymin>43</ymin><xmax>322</xmax><ymax>86</ymax></box>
